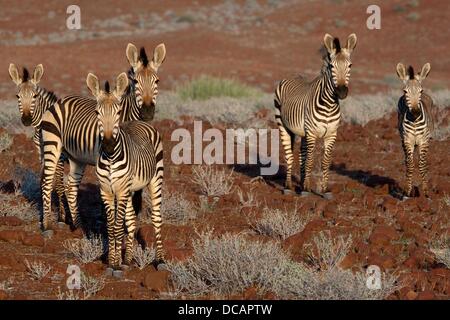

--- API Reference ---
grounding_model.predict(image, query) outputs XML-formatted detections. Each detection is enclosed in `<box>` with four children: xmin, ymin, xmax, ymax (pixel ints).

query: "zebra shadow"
<box><xmin>230</xmin><ymin>161</ymin><xmax>302</xmax><ymax>193</ymax></box>
<box><xmin>331</xmin><ymin>162</ymin><xmax>403</xmax><ymax>199</ymax></box>
<box><xmin>76</xmin><ymin>182</ymin><xmax>106</xmax><ymax>235</ymax></box>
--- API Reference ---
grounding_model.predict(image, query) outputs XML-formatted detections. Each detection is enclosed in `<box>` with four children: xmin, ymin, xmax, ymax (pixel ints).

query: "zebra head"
<box><xmin>323</xmin><ymin>33</ymin><xmax>357</xmax><ymax>99</ymax></box>
<box><xmin>8</xmin><ymin>63</ymin><xmax>44</xmax><ymax>127</ymax></box>
<box><xmin>126</xmin><ymin>43</ymin><xmax>166</xmax><ymax>120</ymax></box>
<box><xmin>396</xmin><ymin>63</ymin><xmax>431</xmax><ymax>115</ymax></box>
<box><xmin>87</xmin><ymin>72</ymin><xmax>129</xmax><ymax>154</ymax></box>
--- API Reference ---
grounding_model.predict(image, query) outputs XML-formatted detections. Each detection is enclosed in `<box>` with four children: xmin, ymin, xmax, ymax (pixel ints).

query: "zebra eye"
<box><xmin>33</xmin><ymin>94</ymin><xmax>38</xmax><ymax>98</ymax></box>
<box><xmin>348</xmin><ymin>64</ymin><xmax>353</xmax><ymax>68</ymax></box>
<box><xmin>15</xmin><ymin>94</ymin><xmax>19</xmax><ymax>99</ymax></box>
<box><xmin>155</xmin><ymin>79</ymin><xmax>160</xmax><ymax>84</ymax></box>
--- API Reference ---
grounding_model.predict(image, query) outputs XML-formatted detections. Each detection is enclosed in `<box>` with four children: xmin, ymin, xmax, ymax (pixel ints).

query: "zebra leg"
<box><xmin>123</xmin><ymin>196</ymin><xmax>137</xmax><ymax>266</ymax></box>
<box><xmin>114</xmin><ymin>194</ymin><xmax>129</xmax><ymax>268</ymax></box>
<box><xmin>54</xmin><ymin>158</ymin><xmax>66</xmax><ymax>223</ymax></box>
<box><xmin>321</xmin><ymin>133</ymin><xmax>337</xmax><ymax>194</ymax></box>
<box><xmin>66</xmin><ymin>159</ymin><xmax>86</xmax><ymax>229</ymax></box>
<box><xmin>402</xmin><ymin>141</ymin><xmax>415</xmax><ymax>197</ymax></box>
<box><xmin>303</xmin><ymin>134</ymin><xmax>317</xmax><ymax>193</ymax></box>
<box><xmin>418</xmin><ymin>141</ymin><xmax>430</xmax><ymax>198</ymax></box>
<box><xmin>101</xmin><ymin>190</ymin><xmax>117</xmax><ymax>270</ymax></box>
<box><xmin>278</xmin><ymin>125</ymin><xmax>295</xmax><ymax>192</ymax></box>
<box><xmin>41</xmin><ymin>140</ymin><xmax>63</xmax><ymax>232</ymax></box>
<box><xmin>148</xmin><ymin>175</ymin><xmax>164</xmax><ymax>264</ymax></box>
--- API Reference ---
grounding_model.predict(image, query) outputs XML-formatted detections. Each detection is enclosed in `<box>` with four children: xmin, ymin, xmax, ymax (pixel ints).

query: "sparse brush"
<box><xmin>430</xmin><ymin>233</ymin><xmax>450</xmax><ymax>268</ymax></box>
<box><xmin>0</xmin><ymin>278</ymin><xmax>13</xmax><ymax>291</ymax></box>
<box><xmin>167</xmin><ymin>230</ymin><xmax>400</xmax><ymax>299</ymax></box>
<box><xmin>56</xmin><ymin>273</ymin><xmax>105</xmax><ymax>300</ymax></box>
<box><xmin>63</xmin><ymin>235</ymin><xmax>104</xmax><ymax>264</ymax></box>
<box><xmin>237</xmin><ymin>187</ymin><xmax>259</xmax><ymax>208</ymax></box>
<box><xmin>250</xmin><ymin>205</ymin><xmax>312</xmax><ymax>240</ymax></box>
<box><xmin>443</xmin><ymin>194</ymin><xmax>450</xmax><ymax>207</ymax></box>
<box><xmin>191</xmin><ymin>165</ymin><xmax>234</xmax><ymax>197</ymax></box>
<box><xmin>274</xmin><ymin>261</ymin><xmax>399</xmax><ymax>300</ymax></box>
<box><xmin>0</xmin><ymin>193</ymin><xmax>39</xmax><ymax>221</ymax></box>
<box><xmin>133</xmin><ymin>245</ymin><xmax>155</xmax><ymax>270</ymax></box>
<box><xmin>81</xmin><ymin>273</ymin><xmax>105</xmax><ymax>299</ymax></box>
<box><xmin>177</xmin><ymin>75</ymin><xmax>262</xmax><ymax>101</ymax></box>
<box><xmin>0</xmin><ymin>132</ymin><xmax>13</xmax><ymax>152</ymax></box>
<box><xmin>56</xmin><ymin>288</ymin><xmax>80</xmax><ymax>300</ymax></box>
<box><xmin>24</xmin><ymin>259</ymin><xmax>52</xmax><ymax>280</ymax></box>
<box><xmin>305</xmin><ymin>231</ymin><xmax>353</xmax><ymax>271</ymax></box>
<box><xmin>166</xmin><ymin>231</ymin><xmax>291</xmax><ymax>296</ymax></box>
<box><xmin>159</xmin><ymin>192</ymin><xmax>196</xmax><ymax>224</ymax></box>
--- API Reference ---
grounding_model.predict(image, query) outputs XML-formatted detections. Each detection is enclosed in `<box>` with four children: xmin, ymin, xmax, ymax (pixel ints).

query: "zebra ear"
<box><xmin>150</xmin><ymin>43</ymin><xmax>166</xmax><ymax>72</ymax></box>
<box><xmin>323</xmin><ymin>34</ymin><xmax>335</xmax><ymax>54</ymax></box>
<box><xmin>86</xmin><ymin>73</ymin><xmax>100</xmax><ymax>98</ymax></box>
<box><xmin>396</xmin><ymin>63</ymin><xmax>408</xmax><ymax>82</ymax></box>
<box><xmin>346</xmin><ymin>33</ymin><xmax>357</xmax><ymax>52</ymax></box>
<box><xmin>8</xmin><ymin>63</ymin><xmax>22</xmax><ymax>86</ymax></box>
<box><xmin>419</xmin><ymin>63</ymin><xmax>431</xmax><ymax>81</ymax></box>
<box><xmin>115</xmin><ymin>72</ymin><xmax>129</xmax><ymax>98</ymax></box>
<box><xmin>31</xmin><ymin>64</ymin><xmax>44</xmax><ymax>85</ymax></box>
<box><xmin>126</xmin><ymin>43</ymin><xmax>139</xmax><ymax>69</ymax></box>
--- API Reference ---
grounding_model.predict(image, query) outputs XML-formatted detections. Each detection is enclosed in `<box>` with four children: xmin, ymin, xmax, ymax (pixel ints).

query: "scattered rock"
<box><xmin>141</xmin><ymin>270</ymin><xmax>170</xmax><ymax>293</ymax></box>
<box><xmin>0</xmin><ymin>290</ymin><xmax>8</xmax><ymax>300</ymax></box>
<box><xmin>22</xmin><ymin>234</ymin><xmax>45</xmax><ymax>247</ymax></box>
<box><xmin>0</xmin><ymin>230</ymin><xmax>25</xmax><ymax>243</ymax></box>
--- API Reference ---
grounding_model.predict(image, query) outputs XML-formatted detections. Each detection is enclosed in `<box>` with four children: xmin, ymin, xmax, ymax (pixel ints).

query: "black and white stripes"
<box><xmin>396</xmin><ymin>63</ymin><xmax>434</xmax><ymax>198</ymax></box>
<box><xmin>88</xmin><ymin>73</ymin><xmax>164</xmax><ymax>270</ymax></box>
<box><xmin>274</xmin><ymin>33</ymin><xmax>357</xmax><ymax>196</ymax></box>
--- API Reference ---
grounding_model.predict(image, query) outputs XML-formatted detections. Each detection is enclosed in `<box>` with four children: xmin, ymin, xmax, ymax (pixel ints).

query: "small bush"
<box><xmin>81</xmin><ymin>273</ymin><xmax>105</xmax><ymax>299</ymax></box>
<box><xmin>133</xmin><ymin>245</ymin><xmax>155</xmax><ymax>270</ymax></box>
<box><xmin>305</xmin><ymin>231</ymin><xmax>352</xmax><ymax>271</ymax></box>
<box><xmin>237</xmin><ymin>187</ymin><xmax>259</xmax><ymax>208</ymax></box>
<box><xmin>250</xmin><ymin>205</ymin><xmax>312</xmax><ymax>240</ymax></box>
<box><xmin>63</xmin><ymin>235</ymin><xmax>104</xmax><ymax>264</ymax></box>
<box><xmin>167</xmin><ymin>231</ymin><xmax>291</xmax><ymax>296</ymax></box>
<box><xmin>160</xmin><ymin>192</ymin><xmax>196</xmax><ymax>224</ymax></box>
<box><xmin>177</xmin><ymin>76</ymin><xmax>262</xmax><ymax>101</ymax></box>
<box><xmin>0</xmin><ymin>132</ymin><xmax>13</xmax><ymax>152</ymax></box>
<box><xmin>430</xmin><ymin>233</ymin><xmax>450</xmax><ymax>268</ymax></box>
<box><xmin>24</xmin><ymin>259</ymin><xmax>52</xmax><ymax>280</ymax></box>
<box><xmin>191</xmin><ymin>166</ymin><xmax>234</xmax><ymax>197</ymax></box>
<box><xmin>0</xmin><ymin>193</ymin><xmax>39</xmax><ymax>221</ymax></box>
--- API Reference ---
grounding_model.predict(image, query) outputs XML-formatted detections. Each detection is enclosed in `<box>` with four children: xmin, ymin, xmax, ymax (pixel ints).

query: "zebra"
<box><xmin>396</xmin><ymin>63</ymin><xmax>434</xmax><ymax>199</ymax></box>
<box><xmin>8</xmin><ymin>63</ymin><xmax>66</xmax><ymax>222</ymax></box>
<box><xmin>274</xmin><ymin>33</ymin><xmax>357</xmax><ymax>198</ymax></box>
<box><xmin>87</xmin><ymin>73</ymin><xmax>164</xmax><ymax>273</ymax></box>
<box><xmin>40</xmin><ymin>43</ymin><xmax>166</xmax><ymax>232</ymax></box>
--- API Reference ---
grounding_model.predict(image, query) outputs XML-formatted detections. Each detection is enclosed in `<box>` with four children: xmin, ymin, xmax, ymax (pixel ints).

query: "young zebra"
<box><xmin>40</xmin><ymin>43</ymin><xmax>166</xmax><ymax>232</ymax></box>
<box><xmin>274</xmin><ymin>33</ymin><xmax>357</xmax><ymax>198</ymax></box>
<box><xmin>396</xmin><ymin>63</ymin><xmax>434</xmax><ymax>198</ymax></box>
<box><xmin>86</xmin><ymin>73</ymin><xmax>164</xmax><ymax>272</ymax></box>
<box><xmin>8</xmin><ymin>64</ymin><xmax>66</xmax><ymax>222</ymax></box>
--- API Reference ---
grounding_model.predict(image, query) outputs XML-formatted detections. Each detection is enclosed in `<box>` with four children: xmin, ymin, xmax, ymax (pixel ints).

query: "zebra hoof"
<box><xmin>57</xmin><ymin>222</ymin><xmax>66</xmax><ymax>228</ymax></box>
<box><xmin>322</xmin><ymin>192</ymin><xmax>333</xmax><ymax>200</ymax></box>
<box><xmin>283</xmin><ymin>189</ymin><xmax>295</xmax><ymax>195</ymax></box>
<box><xmin>300</xmin><ymin>191</ymin><xmax>313</xmax><ymax>197</ymax></box>
<box><xmin>120</xmin><ymin>264</ymin><xmax>130</xmax><ymax>271</ymax></box>
<box><xmin>113</xmin><ymin>270</ymin><xmax>123</xmax><ymax>278</ymax></box>
<box><xmin>41</xmin><ymin>230</ymin><xmax>54</xmax><ymax>238</ymax></box>
<box><xmin>105</xmin><ymin>267</ymin><xmax>114</xmax><ymax>276</ymax></box>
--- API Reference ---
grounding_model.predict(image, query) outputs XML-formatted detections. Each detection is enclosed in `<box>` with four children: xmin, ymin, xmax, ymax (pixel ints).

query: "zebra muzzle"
<box><xmin>21</xmin><ymin>114</ymin><xmax>32</xmax><ymax>126</ymax></box>
<box><xmin>336</xmin><ymin>85</ymin><xmax>348</xmax><ymax>99</ymax></box>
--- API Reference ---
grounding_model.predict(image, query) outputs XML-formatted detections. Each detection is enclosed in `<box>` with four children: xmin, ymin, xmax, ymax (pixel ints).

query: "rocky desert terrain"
<box><xmin>0</xmin><ymin>0</ymin><xmax>449</xmax><ymax>300</ymax></box>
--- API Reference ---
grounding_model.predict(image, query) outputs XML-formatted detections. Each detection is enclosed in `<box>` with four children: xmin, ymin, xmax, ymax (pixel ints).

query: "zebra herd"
<box><xmin>7</xmin><ymin>33</ymin><xmax>435</xmax><ymax>274</ymax></box>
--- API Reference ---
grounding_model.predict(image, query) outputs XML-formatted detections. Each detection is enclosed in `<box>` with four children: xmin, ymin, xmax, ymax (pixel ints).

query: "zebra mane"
<box><xmin>104</xmin><ymin>81</ymin><xmax>110</xmax><ymax>93</ymax></box>
<box><xmin>22</xmin><ymin>67</ymin><xmax>30</xmax><ymax>81</ymax></box>
<box><xmin>333</xmin><ymin>37</ymin><xmax>341</xmax><ymax>53</ymax></box>
<box><xmin>407</xmin><ymin>66</ymin><xmax>415</xmax><ymax>79</ymax></box>
<box><xmin>139</xmin><ymin>47</ymin><xmax>149</xmax><ymax>67</ymax></box>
